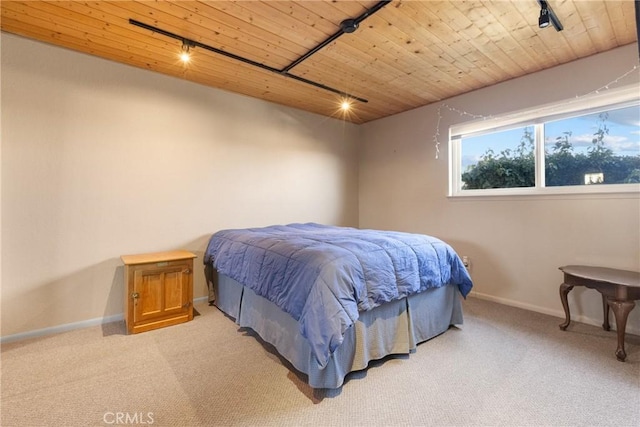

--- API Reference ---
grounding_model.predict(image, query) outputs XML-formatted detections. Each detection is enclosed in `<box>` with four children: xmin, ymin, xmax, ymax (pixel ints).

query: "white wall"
<box><xmin>1</xmin><ymin>33</ymin><xmax>360</xmax><ymax>337</ymax></box>
<box><xmin>359</xmin><ymin>44</ymin><xmax>640</xmax><ymax>333</ymax></box>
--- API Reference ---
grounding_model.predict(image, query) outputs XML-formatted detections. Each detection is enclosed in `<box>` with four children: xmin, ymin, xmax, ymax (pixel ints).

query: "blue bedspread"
<box><xmin>204</xmin><ymin>223</ymin><xmax>473</xmax><ymax>368</ymax></box>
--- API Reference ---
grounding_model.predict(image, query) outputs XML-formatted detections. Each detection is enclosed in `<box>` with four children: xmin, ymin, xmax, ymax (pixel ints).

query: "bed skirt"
<box><xmin>213</xmin><ymin>272</ymin><xmax>463</xmax><ymax>389</ymax></box>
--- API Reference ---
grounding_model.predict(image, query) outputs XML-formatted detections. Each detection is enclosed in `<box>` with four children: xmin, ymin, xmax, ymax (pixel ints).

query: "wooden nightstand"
<box><xmin>121</xmin><ymin>250</ymin><xmax>197</xmax><ymax>334</ymax></box>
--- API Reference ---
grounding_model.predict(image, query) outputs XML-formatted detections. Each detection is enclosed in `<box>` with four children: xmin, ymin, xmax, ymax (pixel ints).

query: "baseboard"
<box><xmin>0</xmin><ymin>313</ymin><xmax>125</xmax><ymax>344</ymax></box>
<box><xmin>0</xmin><ymin>296</ymin><xmax>210</xmax><ymax>344</ymax></box>
<box><xmin>468</xmin><ymin>291</ymin><xmax>640</xmax><ymax>336</ymax></box>
<box><xmin>194</xmin><ymin>296</ymin><xmax>208</xmax><ymax>303</ymax></box>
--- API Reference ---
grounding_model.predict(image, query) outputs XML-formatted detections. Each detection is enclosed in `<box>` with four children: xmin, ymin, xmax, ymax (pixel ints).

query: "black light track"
<box><xmin>129</xmin><ymin>1</ymin><xmax>392</xmax><ymax>104</ymax></box>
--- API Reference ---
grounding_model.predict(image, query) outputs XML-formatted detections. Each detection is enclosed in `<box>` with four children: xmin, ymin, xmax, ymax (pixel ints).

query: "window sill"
<box><xmin>448</xmin><ymin>184</ymin><xmax>640</xmax><ymax>201</ymax></box>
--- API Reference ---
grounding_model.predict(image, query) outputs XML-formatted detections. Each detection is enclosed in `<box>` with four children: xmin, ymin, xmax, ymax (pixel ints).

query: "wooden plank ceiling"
<box><xmin>1</xmin><ymin>1</ymin><xmax>637</xmax><ymax>123</ymax></box>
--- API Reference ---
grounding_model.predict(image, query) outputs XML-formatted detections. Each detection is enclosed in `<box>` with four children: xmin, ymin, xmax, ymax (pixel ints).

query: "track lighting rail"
<box><xmin>129</xmin><ymin>1</ymin><xmax>392</xmax><ymax>104</ymax></box>
<box><xmin>129</xmin><ymin>18</ymin><xmax>367</xmax><ymax>103</ymax></box>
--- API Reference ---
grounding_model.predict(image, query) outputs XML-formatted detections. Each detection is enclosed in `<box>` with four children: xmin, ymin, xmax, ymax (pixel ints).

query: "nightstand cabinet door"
<box><xmin>132</xmin><ymin>262</ymin><xmax>191</xmax><ymax>325</ymax></box>
<box><xmin>121</xmin><ymin>251</ymin><xmax>196</xmax><ymax>334</ymax></box>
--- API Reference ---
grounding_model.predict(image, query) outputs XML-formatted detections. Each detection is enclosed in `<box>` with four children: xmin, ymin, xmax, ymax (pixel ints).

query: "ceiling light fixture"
<box><xmin>537</xmin><ymin>0</ymin><xmax>563</xmax><ymax>31</ymax></box>
<box><xmin>180</xmin><ymin>40</ymin><xmax>193</xmax><ymax>62</ymax></box>
<box><xmin>538</xmin><ymin>6</ymin><xmax>550</xmax><ymax>28</ymax></box>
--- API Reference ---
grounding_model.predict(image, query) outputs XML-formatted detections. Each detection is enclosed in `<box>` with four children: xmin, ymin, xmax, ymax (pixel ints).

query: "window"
<box><xmin>544</xmin><ymin>107</ymin><xmax>640</xmax><ymax>187</ymax></box>
<box><xmin>449</xmin><ymin>86</ymin><xmax>640</xmax><ymax>196</ymax></box>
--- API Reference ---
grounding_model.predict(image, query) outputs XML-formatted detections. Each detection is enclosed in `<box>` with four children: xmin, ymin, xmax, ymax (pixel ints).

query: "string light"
<box><xmin>432</xmin><ymin>65</ymin><xmax>640</xmax><ymax>159</ymax></box>
<box><xmin>433</xmin><ymin>104</ymin><xmax>486</xmax><ymax>159</ymax></box>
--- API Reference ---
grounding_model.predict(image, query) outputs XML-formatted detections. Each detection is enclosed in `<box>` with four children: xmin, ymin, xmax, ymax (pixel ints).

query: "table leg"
<box><xmin>559</xmin><ymin>282</ymin><xmax>574</xmax><ymax>331</ymax></box>
<box><xmin>607</xmin><ymin>299</ymin><xmax>635</xmax><ymax>362</ymax></box>
<box><xmin>602</xmin><ymin>293</ymin><xmax>610</xmax><ymax>331</ymax></box>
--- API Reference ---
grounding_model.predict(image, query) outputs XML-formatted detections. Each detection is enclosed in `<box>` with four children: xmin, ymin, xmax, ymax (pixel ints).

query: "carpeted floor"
<box><xmin>1</xmin><ymin>296</ymin><xmax>638</xmax><ymax>426</ymax></box>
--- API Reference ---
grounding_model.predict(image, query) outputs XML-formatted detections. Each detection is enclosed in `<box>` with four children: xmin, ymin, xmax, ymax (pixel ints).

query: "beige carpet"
<box><xmin>1</xmin><ymin>297</ymin><xmax>638</xmax><ymax>427</ymax></box>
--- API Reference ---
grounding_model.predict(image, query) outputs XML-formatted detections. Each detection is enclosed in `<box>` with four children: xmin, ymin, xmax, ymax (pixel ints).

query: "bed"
<box><xmin>203</xmin><ymin>223</ymin><xmax>473</xmax><ymax>389</ymax></box>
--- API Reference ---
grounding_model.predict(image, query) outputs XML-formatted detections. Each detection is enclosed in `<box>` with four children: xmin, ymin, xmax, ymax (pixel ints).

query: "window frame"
<box><xmin>449</xmin><ymin>85</ymin><xmax>640</xmax><ymax>197</ymax></box>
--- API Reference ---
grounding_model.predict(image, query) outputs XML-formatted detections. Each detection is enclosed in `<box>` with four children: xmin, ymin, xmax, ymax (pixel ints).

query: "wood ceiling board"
<box><xmin>605</xmin><ymin>1</ymin><xmax>636</xmax><ymax>45</ymax></box>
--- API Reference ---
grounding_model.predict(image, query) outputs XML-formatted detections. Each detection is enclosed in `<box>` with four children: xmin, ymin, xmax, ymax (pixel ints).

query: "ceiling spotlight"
<box><xmin>538</xmin><ymin>6</ymin><xmax>550</xmax><ymax>28</ymax></box>
<box><xmin>341</xmin><ymin>100</ymin><xmax>351</xmax><ymax>111</ymax></box>
<box><xmin>180</xmin><ymin>40</ymin><xmax>192</xmax><ymax>62</ymax></box>
<box><xmin>537</xmin><ymin>0</ymin><xmax>563</xmax><ymax>31</ymax></box>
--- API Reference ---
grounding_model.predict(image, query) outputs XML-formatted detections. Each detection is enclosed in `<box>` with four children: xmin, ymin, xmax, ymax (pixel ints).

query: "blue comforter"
<box><xmin>204</xmin><ymin>223</ymin><xmax>473</xmax><ymax>368</ymax></box>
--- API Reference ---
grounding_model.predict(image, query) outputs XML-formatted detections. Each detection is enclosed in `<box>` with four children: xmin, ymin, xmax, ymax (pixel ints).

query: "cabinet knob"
<box><xmin>131</xmin><ymin>292</ymin><xmax>140</xmax><ymax>299</ymax></box>
<box><xmin>183</xmin><ymin>268</ymin><xmax>191</xmax><ymax>274</ymax></box>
